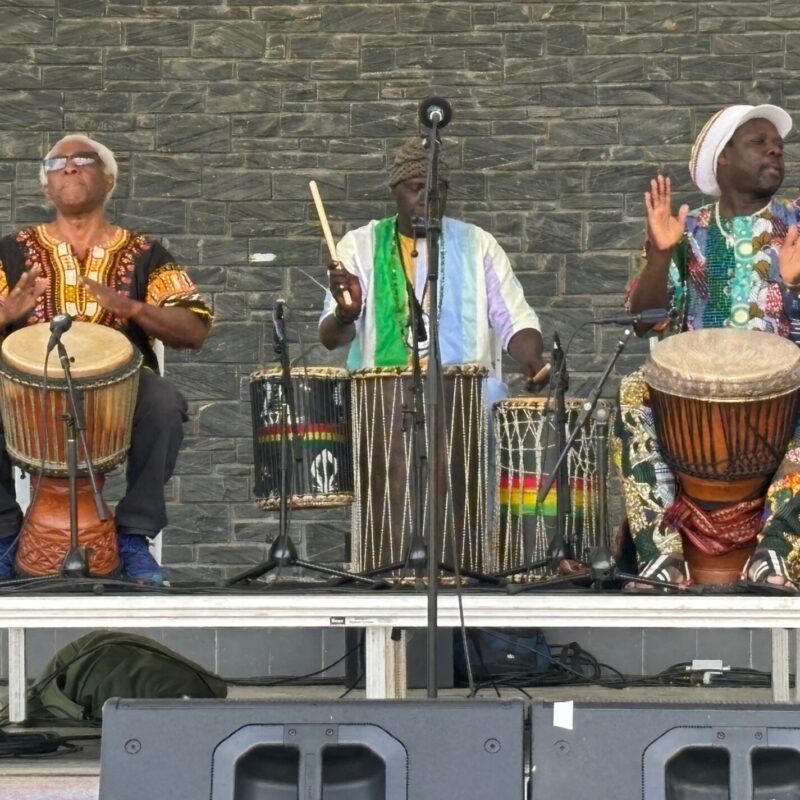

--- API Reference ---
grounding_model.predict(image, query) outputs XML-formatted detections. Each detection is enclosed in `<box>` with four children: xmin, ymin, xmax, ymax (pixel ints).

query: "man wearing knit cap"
<box><xmin>319</xmin><ymin>136</ymin><xmax>545</xmax><ymax>575</ymax></box>
<box><xmin>614</xmin><ymin>104</ymin><xmax>800</xmax><ymax>590</ymax></box>
<box><xmin>320</xmin><ymin>135</ymin><xmax>546</xmax><ymax>386</ymax></box>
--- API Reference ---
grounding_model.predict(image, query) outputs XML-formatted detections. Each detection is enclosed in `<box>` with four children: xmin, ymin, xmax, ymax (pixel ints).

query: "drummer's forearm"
<box><xmin>320</xmin><ymin>313</ymin><xmax>356</xmax><ymax>350</ymax></box>
<box><xmin>629</xmin><ymin>248</ymin><xmax>672</xmax><ymax>313</ymax></box>
<box><xmin>129</xmin><ymin>303</ymin><xmax>209</xmax><ymax>350</ymax></box>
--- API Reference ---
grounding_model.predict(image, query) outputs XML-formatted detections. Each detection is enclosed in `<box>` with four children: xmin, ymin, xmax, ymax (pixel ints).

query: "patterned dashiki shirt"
<box><xmin>0</xmin><ymin>226</ymin><xmax>212</xmax><ymax>372</ymax></box>
<box><xmin>652</xmin><ymin>198</ymin><xmax>800</xmax><ymax>340</ymax></box>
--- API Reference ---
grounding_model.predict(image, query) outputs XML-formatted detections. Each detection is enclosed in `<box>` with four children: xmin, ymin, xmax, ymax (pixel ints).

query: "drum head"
<box><xmin>642</xmin><ymin>329</ymin><xmax>800</xmax><ymax>401</ymax></box>
<box><xmin>351</xmin><ymin>363</ymin><xmax>488</xmax><ymax>380</ymax></box>
<box><xmin>2</xmin><ymin>321</ymin><xmax>134</xmax><ymax>379</ymax></box>
<box><xmin>249</xmin><ymin>366</ymin><xmax>349</xmax><ymax>382</ymax></box>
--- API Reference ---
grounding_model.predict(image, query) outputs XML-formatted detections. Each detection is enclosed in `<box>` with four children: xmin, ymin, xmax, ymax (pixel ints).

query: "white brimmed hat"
<box><xmin>689</xmin><ymin>104</ymin><xmax>792</xmax><ymax>197</ymax></box>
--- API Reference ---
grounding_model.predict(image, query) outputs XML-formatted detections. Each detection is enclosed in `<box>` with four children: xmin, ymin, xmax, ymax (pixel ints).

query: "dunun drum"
<box><xmin>250</xmin><ymin>367</ymin><xmax>353</xmax><ymax>509</ymax></box>
<box><xmin>0</xmin><ymin>322</ymin><xmax>142</xmax><ymax>577</ymax></box>
<box><xmin>642</xmin><ymin>328</ymin><xmax>800</xmax><ymax>583</ymax></box>
<box><xmin>492</xmin><ymin>397</ymin><xmax>612</xmax><ymax>577</ymax></box>
<box><xmin>350</xmin><ymin>364</ymin><xmax>488</xmax><ymax>577</ymax></box>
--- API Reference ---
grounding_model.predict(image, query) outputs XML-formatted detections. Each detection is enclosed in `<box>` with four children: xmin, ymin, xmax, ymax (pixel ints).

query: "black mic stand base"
<box><xmin>225</xmin><ymin>534</ymin><xmax>387</xmax><ymax>588</ymax></box>
<box><xmin>489</xmin><ymin>532</ymin><xmax>574</xmax><ymax>581</ymax></box>
<box><xmin>61</xmin><ymin>547</ymin><xmax>89</xmax><ymax>578</ymax></box>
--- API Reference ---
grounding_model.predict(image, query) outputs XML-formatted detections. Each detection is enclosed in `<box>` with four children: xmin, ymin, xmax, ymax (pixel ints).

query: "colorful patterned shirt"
<box><xmin>654</xmin><ymin>198</ymin><xmax>800</xmax><ymax>339</ymax></box>
<box><xmin>0</xmin><ymin>226</ymin><xmax>212</xmax><ymax>372</ymax></box>
<box><xmin>320</xmin><ymin>216</ymin><xmax>540</xmax><ymax>380</ymax></box>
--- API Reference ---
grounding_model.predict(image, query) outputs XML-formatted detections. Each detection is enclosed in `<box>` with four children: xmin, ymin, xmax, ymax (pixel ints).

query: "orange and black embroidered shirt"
<box><xmin>0</xmin><ymin>226</ymin><xmax>213</xmax><ymax>372</ymax></box>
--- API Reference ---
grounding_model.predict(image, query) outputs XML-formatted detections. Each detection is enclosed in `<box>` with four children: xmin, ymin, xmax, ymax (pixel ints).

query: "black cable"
<box><xmin>0</xmin><ymin>730</ymin><xmax>80</xmax><ymax>758</ymax></box>
<box><xmin>226</xmin><ymin>634</ymin><xmax>363</xmax><ymax>688</ymax></box>
<box><xmin>339</xmin><ymin>671</ymin><xmax>363</xmax><ymax>699</ymax></box>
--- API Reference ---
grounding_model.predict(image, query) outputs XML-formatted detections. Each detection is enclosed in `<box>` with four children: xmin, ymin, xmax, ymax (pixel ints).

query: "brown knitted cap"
<box><xmin>388</xmin><ymin>136</ymin><xmax>450</xmax><ymax>188</ymax></box>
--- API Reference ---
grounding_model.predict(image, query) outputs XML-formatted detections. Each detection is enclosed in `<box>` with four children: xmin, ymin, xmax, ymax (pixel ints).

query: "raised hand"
<box><xmin>644</xmin><ymin>175</ymin><xmax>689</xmax><ymax>253</ymax></box>
<box><xmin>328</xmin><ymin>261</ymin><xmax>362</xmax><ymax>321</ymax></box>
<box><xmin>779</xmin><ymin>224</ymin><xmax>800</xmax><ymax>286</ymax></box>
<box><xmin>0</xmin><ymin>265</ymin><xmax>48</xmax><ymax>328</ymax></box>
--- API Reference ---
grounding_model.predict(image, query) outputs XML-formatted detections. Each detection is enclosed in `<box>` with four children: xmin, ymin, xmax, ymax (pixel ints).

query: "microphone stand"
<box><xmin>54</xmin><ymin>339</ymin><xmax>107</xmax><ymax>578</ymax></box>
<box><xmin>226</xmin><ymin>307</ymin><xmax>381</xmax><ymax>588</ymax></box>
<box><xmin>552</xmin><ymin>333</ymin><xmax>572</xmax><ymax>561</ymax></box>
<box><xmin>423</xmin><ymin>122</ymin><xmax>445</xmax><ymax>699</ymax></box>
<box><xmin>509</xmin><ymin>326</ymin><xmax>635</xmax><ymax>593</ymax></box>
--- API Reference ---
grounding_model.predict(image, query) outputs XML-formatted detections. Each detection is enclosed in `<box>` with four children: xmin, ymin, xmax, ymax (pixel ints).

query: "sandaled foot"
<box><xmin>624</xmin><ymin>555</ymin><xmax>689</xmax><ymax>593</ymax></box>
<box><xmin>743</xmin><ymin>549</ymin><xmax>797</xmax><ymax>591</ymax></box>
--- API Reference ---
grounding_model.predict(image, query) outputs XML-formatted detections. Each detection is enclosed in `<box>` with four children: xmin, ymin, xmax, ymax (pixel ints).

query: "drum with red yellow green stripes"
<box><xmin>492</xmin><ymin>396</ymin><xmax>611</xmax><ymax>576</ymax></box>
<box><xmin>250</xmin><ymin>366</ymin><xmax>353</xmax><ymax>509</ymax></box>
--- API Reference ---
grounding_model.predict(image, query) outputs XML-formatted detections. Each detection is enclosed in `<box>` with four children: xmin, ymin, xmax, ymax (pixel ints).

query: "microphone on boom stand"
<box><xmin>47</xmin><ymin>313</ymin><xmax>73</xmax><ymax>354</ymax></box>
<box><xmin>419</xmin><ymin>97</ymin><xmax>453</xmax><ymax>130</ymax></box>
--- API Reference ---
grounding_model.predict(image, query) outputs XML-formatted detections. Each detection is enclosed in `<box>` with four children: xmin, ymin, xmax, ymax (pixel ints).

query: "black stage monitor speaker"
<box><xmin>531</xmin><ymin>701</ymin><xmax>800</xmax><ymax>800</ymax></box>
<box><xmin>99</xmin><ymin>698</ymin><xmax>524</xmax><ymax>800</ymax></box>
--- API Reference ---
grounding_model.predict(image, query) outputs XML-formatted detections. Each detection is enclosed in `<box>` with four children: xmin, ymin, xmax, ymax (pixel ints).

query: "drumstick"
<box><xmin>309</xmin><ymin>180</ymin><xmax>352</xmax><ymax>305</ymax></box>
<box><xmin>531</xmin><ymin>363</ymin><xmax>551</xmax><ymax>385</ymax></box>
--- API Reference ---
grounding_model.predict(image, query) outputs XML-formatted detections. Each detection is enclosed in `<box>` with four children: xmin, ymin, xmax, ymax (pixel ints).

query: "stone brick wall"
<box><xmin>1</xmin><ymin>1</ymin><xmax>798</xmax><ymax>578</ymax></box>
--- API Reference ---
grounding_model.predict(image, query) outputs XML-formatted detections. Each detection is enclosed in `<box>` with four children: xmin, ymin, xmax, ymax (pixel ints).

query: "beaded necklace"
<box><xmin>714</xmin><ymin>199</ymin><xmax>772</xmax><ymax>249</ymax></box>
<box><xmin>712</xmin><ymin>201</ymin><xmax>772</xmax><ymax>328</ymax></box>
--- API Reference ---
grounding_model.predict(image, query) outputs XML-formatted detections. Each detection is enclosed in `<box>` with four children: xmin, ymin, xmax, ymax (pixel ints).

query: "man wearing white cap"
<box><xmin>614</xmin><ymin>104</ymin><xmax>800</xmax><ymax>590</ymax></box>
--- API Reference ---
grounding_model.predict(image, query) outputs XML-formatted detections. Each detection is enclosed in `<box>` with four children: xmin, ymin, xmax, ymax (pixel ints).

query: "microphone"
<box><xmin>47</xmin><ymin>313</ymin><xmax>72</xmax><ymax>353</ymax></box>
<box><xmin>407</xmin><ymin>288</ymin><xmax>428</xmax><ymax>343</ymax></box>
<box><xmin>410</xmin><ymin>215</ymin><xmax>427</xmax><ymax>237</ymax></box>
<box><xmin>593</xmin><ymin>308</ymin><xmax>673</xmax><ymax>326</ymax></box>
<box><xmin>549</xmin><ymin>331</ymin><xmax>562</xmax><ymax>391</ymax></box>
<box><xmin>272</xmin><ymin>298</ymin><xmax>286</xmax><ymax>342</ymax></box>
<box><xmin>418</xmin><ymin>96</ymin><xmax>452</xmax><ymax>129</ymax></box>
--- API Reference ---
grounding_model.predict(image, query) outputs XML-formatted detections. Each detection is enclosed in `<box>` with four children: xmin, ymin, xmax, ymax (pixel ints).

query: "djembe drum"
<box><xmin>492</xmin><ymin>397</ymin><xmax>612</xmax><ymax>578</ymax></box>
<box><xmin>250</xmin><ymin>366</ymin><xmax>353</xmax><ymax>509</ymax></box>
<box><xmin>642</xmin><ymin>329</ymin><xmax>800</xmax><ymax>584</ymax></box>
<box><xmin>0</xmin><ymin>322</ymin><xmax>141</xmax><ymax>577</ymax></box>
<box><xmin>350</xmin><ymin>364</ymin><xmax>488</xmax><ymax>578</ymax></box>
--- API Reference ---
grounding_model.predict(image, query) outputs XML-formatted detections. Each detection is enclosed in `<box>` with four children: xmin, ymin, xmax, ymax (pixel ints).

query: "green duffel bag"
<box><xmin>28</xmin><ymin>630</ymin><xmax>228</xmax><ymax>723</ymax></box>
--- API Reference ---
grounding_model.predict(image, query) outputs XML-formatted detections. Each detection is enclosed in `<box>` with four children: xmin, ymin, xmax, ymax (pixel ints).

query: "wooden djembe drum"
<box><xmin>0</xmin><ymin>322</ymin><xmax>141</xmax><ymax>577</ymax></box>
<box><xmin>642</xmin><ymin>328</ymin><xmax>800</xmax><ymax>584</ymax></box>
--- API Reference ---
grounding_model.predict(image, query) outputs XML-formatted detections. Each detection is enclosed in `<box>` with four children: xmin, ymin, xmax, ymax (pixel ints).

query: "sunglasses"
<box><xmin>42</xmin><ymin>152</ymin><xmax>101</xmax><ymax>173</ymax></box>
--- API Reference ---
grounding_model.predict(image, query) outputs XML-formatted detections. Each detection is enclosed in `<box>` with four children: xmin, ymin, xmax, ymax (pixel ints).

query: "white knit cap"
<box><xmin>689</xmin><ymin>104</ymin><xmax>792</xmax><ymax>197</ymax></box>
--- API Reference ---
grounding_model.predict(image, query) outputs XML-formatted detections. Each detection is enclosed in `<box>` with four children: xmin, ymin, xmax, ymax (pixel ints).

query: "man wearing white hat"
<box><xmin>614</xmin><ymin>104</ymin><xmax>800</xmax><ymax>590</ymax></box>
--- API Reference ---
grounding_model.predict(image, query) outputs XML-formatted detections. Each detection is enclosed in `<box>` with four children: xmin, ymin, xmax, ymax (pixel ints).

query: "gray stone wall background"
<box><xmin>0</xmin><ymin>0</ymin><xmax>798</xmax><ymax>680</ymax></box>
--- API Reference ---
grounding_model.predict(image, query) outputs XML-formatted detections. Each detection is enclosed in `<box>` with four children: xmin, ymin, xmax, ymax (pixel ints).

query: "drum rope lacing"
<box><xmin>493</xmin><ymin>401</ymin><xmax>608</xmax><ymax>575</ymax></box>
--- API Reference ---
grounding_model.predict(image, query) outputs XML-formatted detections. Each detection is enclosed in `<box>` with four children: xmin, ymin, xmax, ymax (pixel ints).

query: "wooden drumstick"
<box><xmin>530</xmin><ymin>363</ymin><xmax>551</xmax><ymax>385</ymax></box>
<box><xmin>309</xmin><ymin>180</ymin><xmax>352</xmax><ymax>305</ymax></box>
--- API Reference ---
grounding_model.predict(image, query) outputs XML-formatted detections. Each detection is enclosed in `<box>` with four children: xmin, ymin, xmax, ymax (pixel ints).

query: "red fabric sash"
<box><xmin>663</xmin><ymin>494</ymin><xmax>763</xmax><ymax>556</ymax></box>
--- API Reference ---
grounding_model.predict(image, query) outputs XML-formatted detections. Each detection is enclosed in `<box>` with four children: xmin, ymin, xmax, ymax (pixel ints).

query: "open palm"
<box><xmin>780</xmin><ymin>225</ymin><xmax>800</xmax><ymax>286</ymax></box>
<box><xmin>645</xmin><ymin>175</ymin><xmax>688</xmax><ymax>252</ymax></box>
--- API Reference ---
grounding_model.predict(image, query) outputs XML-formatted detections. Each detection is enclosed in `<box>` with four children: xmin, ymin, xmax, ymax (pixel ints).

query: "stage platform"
<box><xmin>1</xmin><ymin>588</ymin><xmax>799</xmax><ymax>725</ymax></box>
